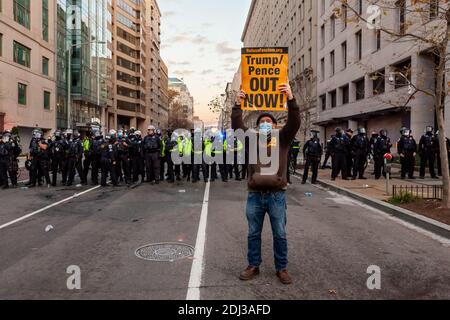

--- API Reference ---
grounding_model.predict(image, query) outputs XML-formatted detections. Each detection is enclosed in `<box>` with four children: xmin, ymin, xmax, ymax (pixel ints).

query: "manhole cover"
<box><xmin>135</xmin><ymin>243</ymin><xmax>195</xmax><ymax>262</ymax></box>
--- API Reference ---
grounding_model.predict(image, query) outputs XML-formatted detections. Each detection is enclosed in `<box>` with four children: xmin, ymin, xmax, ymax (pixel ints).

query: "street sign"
<box><xmin>241</xmin><ymin>47</ymin><xmax>289</xmax><ymax>112</ymax></box>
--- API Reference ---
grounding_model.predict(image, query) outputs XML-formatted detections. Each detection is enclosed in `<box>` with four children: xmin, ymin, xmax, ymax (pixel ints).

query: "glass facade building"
<box><xmin>56</xmin><ymin>0</ymin><xmax>112</xmax><ymax>131</ymax></box>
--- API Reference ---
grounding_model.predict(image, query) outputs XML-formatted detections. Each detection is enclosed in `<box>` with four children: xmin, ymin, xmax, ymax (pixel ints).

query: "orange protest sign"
<box><xmin>241</xmin><ymin>47</ymin><xmax>289</xmax><ymax>112</ymax></box>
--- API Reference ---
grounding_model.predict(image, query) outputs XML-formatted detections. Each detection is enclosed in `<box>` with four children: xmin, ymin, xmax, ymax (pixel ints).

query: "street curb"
<box><xmin>296</xmin><ymin>173</ymin><xmax>450</xmax><ymax>240</ymax></box>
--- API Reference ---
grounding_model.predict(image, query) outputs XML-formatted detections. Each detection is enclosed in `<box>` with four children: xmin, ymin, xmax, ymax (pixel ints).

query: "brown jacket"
<box><xmin>231</xmin><ymin>99</ymin><xmax>300</xmax><ymax>192</ymax></box>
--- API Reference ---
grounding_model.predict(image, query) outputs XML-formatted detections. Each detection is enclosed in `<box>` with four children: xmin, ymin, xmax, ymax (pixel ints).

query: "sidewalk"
<box><xmin>316</xmin><ymin>165</ymin><xmax>442</xmax><ymax>202</ymax></box>
<box><xmin>297</xmin><ymin>164</ymin><xmax>450</xmax><ymax>239</ymax></box>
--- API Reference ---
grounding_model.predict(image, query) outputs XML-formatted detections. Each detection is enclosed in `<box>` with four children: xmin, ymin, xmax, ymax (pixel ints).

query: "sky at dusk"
<box><xmin>158</xmin><ymin>0</ymin><xmax>251</xmax><ymax>125</ymax></box>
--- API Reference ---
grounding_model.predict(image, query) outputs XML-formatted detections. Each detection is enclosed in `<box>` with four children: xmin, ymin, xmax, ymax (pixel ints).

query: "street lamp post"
<box><xmin>67</xmin><ymin>41</ymin><xmax>106</xmax><ymax>130</ymax></box>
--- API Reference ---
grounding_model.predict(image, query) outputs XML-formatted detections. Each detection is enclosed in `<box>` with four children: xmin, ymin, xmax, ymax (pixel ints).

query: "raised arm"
<box><xmin>232</xmin><ymin>90</ymin><xmax>248</xmax><ymax>131</ymax></box>
<box><xmin>279</xmin><ymin>84</ymin><xmax>300</xmax><ymax>146</ymax></box>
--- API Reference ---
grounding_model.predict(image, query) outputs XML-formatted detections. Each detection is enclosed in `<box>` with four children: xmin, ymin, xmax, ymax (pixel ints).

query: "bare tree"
<box><xmin>168</xmin><ymin>89</ymin><xmax>193</xmax><ymax>129</ymax></box>
<box><xmin>335</xmin><ymin>0</ymin><xmax>450</xmax><ymax>208</ymax></box>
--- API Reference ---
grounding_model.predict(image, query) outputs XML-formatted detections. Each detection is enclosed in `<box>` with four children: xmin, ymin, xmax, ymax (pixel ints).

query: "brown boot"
<box><xmin>276</xmin><ymin>270</ymin><xmax>293</xmax><ymax>285</ymax></box>
<box><xmin>239</xmin><ymin>266</ymin><xmax>260</xmax><ymax>281</ymax></box>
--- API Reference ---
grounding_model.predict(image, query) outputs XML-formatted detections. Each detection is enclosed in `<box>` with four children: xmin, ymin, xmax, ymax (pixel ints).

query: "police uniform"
<box><xmin>351</xmin><ymin>133</ymin><xmax>369</xmax><ymax>179</ymax></box>
<box><xmin>419</xmin><ymin>132</ymin><xmax>437</xmax><ymax>178</ymax></box>
<box><xmin>143</xmin><ymin>134</ymin><xmax>161</xmax><ymax>183</ymax></box>
<box><xmin>302</xmin><ymin>137</ymin><xmax>322</xmax><ymax>184</ymax></box>
<box><xmin>100</xmin><ymin>139</ymin><xmax>118</xmax><ymax>186</ymax></box>
<box><xmin>91</xmin><ymin>136</ymin><xmax>104</xmax><ymax>185</ymax></box>
<box><xmin>330</xmin><ymin>133</ymin><xmax>350</xmax><ymax>180</ymax></box>
<box><xmin>66</xmin><ymin>136</ymin><xmax>84</xmax><ymax>186</ymax></box>
<box><xmin>373</xmin><ymin>134</ymin><xmax>392</xmax><ymax>179</ymax></box>
<box><xmin>398</xmin><ymin>134</ymin><xmax>417</xmax><ymax>179</ymax></box>
<box><xmin>129</xmin><ymin>134</ymin><xmax>145</xmax><ymax>183</ymax></box>
<box><xmin>116</xmin><ymin>136</ymin><xmax>131</xmax><ymax>184</ymax></box>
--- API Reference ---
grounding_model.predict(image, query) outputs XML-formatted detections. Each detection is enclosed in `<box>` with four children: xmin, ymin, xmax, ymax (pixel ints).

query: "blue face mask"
<box><xmin>259</xmin><ymin>122</ymin><xmax>273</xmax><ymax>135</ymax></box>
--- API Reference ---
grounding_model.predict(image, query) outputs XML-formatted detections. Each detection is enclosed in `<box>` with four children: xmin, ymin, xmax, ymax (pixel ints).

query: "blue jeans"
<box><xmin>246</xmin><ymin>191</ymin><xmax>288</xmax><ymax>271</ymax></box>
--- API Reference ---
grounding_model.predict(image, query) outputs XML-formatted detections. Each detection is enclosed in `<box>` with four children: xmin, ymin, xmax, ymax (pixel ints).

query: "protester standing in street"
<box><xmin>232</xmin><ymin>83</ymin><xmax>300</xmax><ymax>285</ymax></box>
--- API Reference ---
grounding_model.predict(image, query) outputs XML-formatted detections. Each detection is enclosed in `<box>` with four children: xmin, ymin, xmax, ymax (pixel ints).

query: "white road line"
<box><xmin>186</xmin><ymin>180</ymin><xmax>211</xmax><ymax>300</ymax></box>
<box><xmin>0</xmin><ymin>185</ymin><xmax>101</xmax><ymax>230</ymax></box>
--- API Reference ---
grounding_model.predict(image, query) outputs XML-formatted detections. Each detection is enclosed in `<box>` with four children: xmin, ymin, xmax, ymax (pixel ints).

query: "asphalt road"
<box><xmin>0</xmin><ymin>174</ymin><xmax>449</xmax><ymax>300</ymax></box>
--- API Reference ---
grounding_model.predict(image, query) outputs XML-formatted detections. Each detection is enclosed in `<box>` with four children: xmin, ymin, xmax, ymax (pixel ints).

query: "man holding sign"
<box><xmin>241</xmin><ymin>47</ymin><xmax>289</xmax><ymax>111</ymax></box>
<box><xmin>232</xmin><ymin>48</ymin><xmax>300</xmax><ymax>284</ymax></box>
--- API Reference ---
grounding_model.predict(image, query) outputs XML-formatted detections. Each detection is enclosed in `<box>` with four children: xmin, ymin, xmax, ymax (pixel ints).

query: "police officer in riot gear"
<box><xmin>373</xmin><ymin>129</ymin><xmax>392</xmax><ymax>180</ymax></box>
<box><xmin>302</xmin><ymin>130</ymin><xmax>322</xmax><ymax>184</ymax></box>
<box><xmin>0</xmin><ymin>132</ymin><xmax>10</xmax><ymax>189</ymax></box>
<box><xmin>191</xmin><ymin>128</ymin><xmax>207</xmax><ymax>183</ymax></box>
<box><xmin>116</xmin><ymin>129</ymin><xmax>131</xmax><ymax>184</ymax></box>
<box><xmin>144</xmin><ymin>125</ymin><xmax>161</xmax><ymax>184</ymax></box>
<box><xmin>161</xmin><ymin>129</ymin><xmax>176</xmax><ymax>183</ymax></box>
<box><xmin>82</xmin><ymin>130</ymin><xmax>94</xmax><ymax>184</ymax></box>
<box><xmin>419</xmin><ymin>126</ymin><xmax>438</xmax><ymax>179</ymax></box>
<box><xmin>0</xmin><ymin>131</ymin><xmax>21</xmax><ymax>188</ymax></box>
<box><xmin>130</xmin><ymin>130</ymin><xmax>145</xmax><ymax>183</ymax></box>
<box><xmin>91</xmin><ymin>130</ymin><xmax>104</xmax><ymax>185</ymax></box>
<box><xmin>398</xmin><ymin>128</ymin><xmax>417</xmax><ymax>179</ymax></box>
<box><xmin>99</xmin><ymin>134</ymin><xmax>118</xmax><ymax>187</ymax></box>
<box><xmin>27</xmin><ymin>128</ymin><xmax>51</xmax><ymax>187</ymax></box>
<box><xmin>49</xmin><ymin>130</ymin><xmax>67</xmax><ymax>186</ymax></box>
<box><xmin>330</xmin><ymin>128</ymin><xmax>350</xmax><ymax>181</ymax></box>
<box><xmin>66</xmin><ymin>130</ymin><xmax>84</xmax><ymax>186</ymax></box>
<box><xmin>351</xmin><ymin>128</ymin><xmax>370</xmax><ymax>180</ymax></box>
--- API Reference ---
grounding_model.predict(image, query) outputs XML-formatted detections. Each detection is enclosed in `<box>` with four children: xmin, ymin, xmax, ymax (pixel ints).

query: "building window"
<box><xmin>430</xmin><ymin>0</ymin><xmax>439</xmax><ymax>19</ymax></box>
<box><xmin>320</xmin><ymin>94</ymin><xmax>326</xmax><ymax>111</ymax></box>
<box><xmin>358</xmin><ymin>0</ymin><xmax>363</xmax><ymax>15</ymax></box>
<box><xmin>0</xmin><ymin>34</ymin><xmax>2</xmax><ymax>57</ymax></box>
<box><xmin>14</xmin><ymin>0</ymin><xmax>30</xmax><ymax>29</ymax></box>
<box><xmin>42</xmin><ymin>0</ymin><xmax>49</xmax><ymax>41</ymax></box>
<box><xmin>320</xmin><ymin>25</ymin><xmax>325</xmax><ymax>48</ymax></box>
<box><xmin>330</xmin><ymin>51</ymin><xmax>335</xmax><ymax>76</ymax></box>
<box><xmin>372</xmin><ymin>70</ymin><xmax>385</xmax><ymax>95</ymax></box>
<box><xmin>393</xmin><ymin>59</ymin><xmax>411</xmax><ymax>89</ymax></box>
<box><xmin>320</xmin><ymin>58</ymin><xmax>325</xmax><ymax>81</ymax></box>
<box><xmin>341</xmin><ymin>85</ymin><xmax>349</xmax><ymax>105</ymax></box>
<box><xmin>42</xmin><ymin>57</ymin><xmax>49</xmax><ymax>76</ymax></box>
<box><xmin>355</xmin><ymin>30</ymin><xmax>362</xmax><ymax>61</ymax></box>
<box><xmin>330</xmin><ymin>15</ymin><xmax>336</xmax><ymax>40</ymax></box>
<box><xmin>13</xmin><ymin>41</ymin><xmax>31</xmax><ymax>68</ymax></box>
<box><xmin>341</xmin><ymin>4</ymin><xmax>348</xmax><ymax>30</ymax></box>
<box><xmin>341</xmin><ymin>41</ymin><xmax>347</xmax><ymax>69</ymax></box>
<box><xmin>375</xmin><ymin>29</ymin><xmax>381</xmax><ymax>51</ymax></box>
<box><xmin>44</xmin><ymin>91</ymin><xmax>51</xmax><ymax>109</ymax></box>
<box><xmin>18</xmin><ymin>83</ymin><xmax>27</xmax><ymax>105</ymax></box>
<box><xmin>354</xmin><ymin>78</ymin><xmax>365</xmax><ymax>100</ymax></box>
<box><xmin>330</xmin><ymin>90</ymin><xmax>337</xmax><ymax>108</ymax></box>
<box><xmin>396</xmin><ymin>0</ymin><xmax>406</xmax><ymax>35</ymax></box>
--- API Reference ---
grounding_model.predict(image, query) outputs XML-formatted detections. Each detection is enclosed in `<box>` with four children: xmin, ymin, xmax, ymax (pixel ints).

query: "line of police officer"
<box><xmin>18</xmin><ymin>126</ymin><xmax>249</xmax><ymax>188</ymax></box>
<box><xmin>318</xmin><ymin>126</ymin><xmax>450</xmax><ymax>182</ymax></box>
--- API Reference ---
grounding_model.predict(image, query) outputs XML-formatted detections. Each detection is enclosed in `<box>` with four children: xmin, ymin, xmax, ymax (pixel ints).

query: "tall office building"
<box><xmin>316</xmin><ymin>0</ymin><xmax>450</xmax><ymax>143</ymax></box>
<box><xmin>109</xmin><ymin>0</ymin><xmax>168</xmax><ymax>132</ymax></box>
<box><xmin>0</xmin><ymin>0</ymin><xmax>57</xmax><ymax>146</ymax></box>
<box><xmin>56</xmin><ymin>0</ymin><xmax>112</xmax><ymax>133</ymax></box>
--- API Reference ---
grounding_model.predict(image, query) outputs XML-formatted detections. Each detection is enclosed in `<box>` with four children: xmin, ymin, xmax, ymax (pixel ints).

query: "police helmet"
<box><xmin>403</xmin><ymin>128</ymin><xmax>411</xmax><ymax>136</ymax></box>
<box><xmin>357</xmin><ymin>128</ymin><xmax>366</xmax><ymax>135</ymax></box>
<box><xmin>73</xmin><ymin>130</ymin><xmax>80</xmax><ymax>139</ymax></box>
<box><xmin>379</xmin><ymin>129</ymin><xmax>388</xmax><ymax>137</ymax></box>
<box><xmin>148</xmin><ymin>125</ymin><xmax>156</xmax><ymax>131</ymax></box>
<box><xmin>135</xmin><ymin>130</ymin><xmax>142</xmax><ymax>137</ymax></box>
<box><xmin>400</xmin><ymin>127</ymin><xmax>407</xmax><ymax>135</ymax></box>
<box><xmin>32</xmin><ymin>128</ymin><xmax>43</xmax><ymax>139</ymax></box>
<box><xmin>425</xmin><ymin>126</ymin><xmax>434</xmax><ymax>134</ymax></box>
<box><xmin>117</xmin><ymin>130</ymin><xmax>124</xmax><ymax>139</ymax></box>
<box><xmin>310</xmin><ymin>130</ymin><xmax>320</xmax><ymax>138</ymax></box>
<box><xmin>54</xmin><ymin>130</ymin><xmax>62</xmax><ymax>138</ymax></box>
<box><xmin>105</xmin><ymin>134</ymin><xmax>111</xmax><ymax>142</ymax></box>
<box><xmin>2</xmin><ymin>131</ymin><xmax>11</xmax><ymax>143</ymax></box>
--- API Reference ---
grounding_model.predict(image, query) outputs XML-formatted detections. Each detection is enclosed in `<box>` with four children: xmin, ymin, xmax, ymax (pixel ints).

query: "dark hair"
<box><xmin>256</xmin><ymin>113</ymin><xmax>278</xmax><ymax>126</ymax></box>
